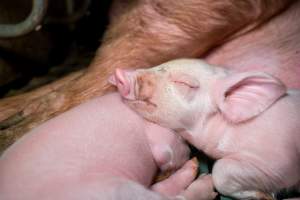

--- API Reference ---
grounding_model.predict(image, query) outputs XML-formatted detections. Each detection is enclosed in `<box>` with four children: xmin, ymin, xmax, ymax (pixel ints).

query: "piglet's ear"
<box><xmin>214</xmin><ymin>72</ymin><xmax>286</xmax><ymax>123</ymax></box>
<box><xmin>170</xmin><ymin>73</ymin><xmax>200</xmax><ymax>101</ymax></box>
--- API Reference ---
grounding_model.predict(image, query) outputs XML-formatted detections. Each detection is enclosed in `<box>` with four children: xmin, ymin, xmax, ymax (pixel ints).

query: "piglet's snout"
<box><xmin>113</xmin><ymin>68</ymin><xmax>136</xmax><ymax>100</ymax></box>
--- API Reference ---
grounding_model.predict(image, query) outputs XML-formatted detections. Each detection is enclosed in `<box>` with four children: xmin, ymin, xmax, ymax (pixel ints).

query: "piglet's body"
<box><xmin>0</xmin><ymin>93</ymin><xmax>215</xmax><ymax>200</ymax></box>
<box><xmin>112</xmin><ymin>59</ymin><xmax>300</xmax><ymax>199</ymax></box>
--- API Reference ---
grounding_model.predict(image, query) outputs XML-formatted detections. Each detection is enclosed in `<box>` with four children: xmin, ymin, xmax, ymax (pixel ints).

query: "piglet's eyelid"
<box><xmin>134</xmin><ymin>79</ymin><xmax>139</xmax><ymax>96</ymax></box>
<box><xmin>173</xmin><ymin>80</ymin><xmax>200</xmax><ymax>89</ymax></box>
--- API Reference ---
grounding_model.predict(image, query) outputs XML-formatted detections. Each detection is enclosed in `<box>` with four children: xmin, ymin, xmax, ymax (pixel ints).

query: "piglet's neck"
<box><xmin>183</xmin><ymin>112</ymin><xmax>229</xmax><ymax>159</ymax></box>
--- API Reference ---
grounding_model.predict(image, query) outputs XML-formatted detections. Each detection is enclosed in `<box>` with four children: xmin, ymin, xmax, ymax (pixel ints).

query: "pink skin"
<box><xmin>0</xmin><ymin>93</ymin><xmax>217</xmax><ymax>200</ymax></box>
<box><xmin>206</xmin><ymin>0</ymin><xmax>300</xmax><ymax>89</ymax></box>
<box><xmin>112</xmin><ymin>59</ymin><xmax>300</xmax><ymax>199</ymax></box>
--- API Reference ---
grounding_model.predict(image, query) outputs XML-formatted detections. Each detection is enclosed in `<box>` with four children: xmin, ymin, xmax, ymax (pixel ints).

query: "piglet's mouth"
<box><xmin>124</xmin><ymin>98</ymin><xmax>157</xmax><ymax>108</ymax></box>
<box><xmin>124</xmin><ymin>98</ymin><xmax>157</xmax><ymax>113</ymax></box>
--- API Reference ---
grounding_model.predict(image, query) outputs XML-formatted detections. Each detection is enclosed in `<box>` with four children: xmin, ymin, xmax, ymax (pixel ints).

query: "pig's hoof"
<box><xmin>154</xmin><ymin>170</ymin><xmax>173</xmax><ymax>183</ymax></box>
<box><xmin>256</xmin><ymin>192</ymin><xmax>275</xmax><ymax>200</ymax></box>
<box><xmin>182</xmin><ymin>174</ymin><xmax>218</xmax><ymax>200</ymax></box>
<box><xmin>230</xmin><ymin>191</ymin><xmax>275</xmax><ymax>200</ymax></box>
<box><xmin>197</xmin><ymin>174</ymin><xmax>218</xmax><ymax>199</ymax></box>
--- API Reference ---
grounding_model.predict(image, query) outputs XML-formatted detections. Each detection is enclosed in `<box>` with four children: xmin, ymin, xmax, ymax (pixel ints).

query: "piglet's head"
<box><xmin>109</xmin><ymin>59</ymin><xmax>226</xmax><ymax>130</ymax></box>
<box><xmin>110</xmin><ymin>58</ymin><xmax>288</xmax><ymax>131</ymax></box>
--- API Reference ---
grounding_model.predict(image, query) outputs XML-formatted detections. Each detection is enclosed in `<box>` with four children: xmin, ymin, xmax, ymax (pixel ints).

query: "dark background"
<box><xmin>0</xmin><ymin>0</ymin><xmax>112</xmax><ymax>98</ymax></box>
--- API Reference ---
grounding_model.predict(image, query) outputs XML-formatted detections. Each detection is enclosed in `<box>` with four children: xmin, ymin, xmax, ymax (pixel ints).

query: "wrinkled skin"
<box><xmin>112</xmin><ymin>59</ymin><xmax>300</xmax><ymax>199</ymax></box>
<box><xmin>0</xmin><ymin>93</ymin><xmax>217</xmax><ymax>200</ymax></box>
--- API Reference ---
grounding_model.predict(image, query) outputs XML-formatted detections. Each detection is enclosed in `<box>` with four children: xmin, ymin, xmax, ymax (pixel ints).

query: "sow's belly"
<box><xmin>205</xmin><ymin>0</ymin><xmax>300</xmax><ymax>89</ymax></box>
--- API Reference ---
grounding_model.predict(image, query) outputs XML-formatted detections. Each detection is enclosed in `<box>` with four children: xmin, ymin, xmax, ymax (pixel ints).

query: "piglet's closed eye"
<box><xmin>213</xmin><ymin>72</ymin><xmax>287</xmax><ymax>123</ymax></box>
<box><xmin>170</xmin><ymin>73</ymin><xmax>200</xmax><ymax>101</ymax></box>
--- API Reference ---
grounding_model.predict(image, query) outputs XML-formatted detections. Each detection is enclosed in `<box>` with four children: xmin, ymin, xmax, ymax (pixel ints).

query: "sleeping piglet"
<box><xmin>110</xmin><ymin>58</ymin><xmax>300</xmax><ymax>199</ymax></box>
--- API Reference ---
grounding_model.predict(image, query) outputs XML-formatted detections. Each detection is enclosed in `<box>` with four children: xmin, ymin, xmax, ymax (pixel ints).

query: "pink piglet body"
<box><xmin>112</xmin><ymin>58</ymin><xmax>300</xmax><ymax>199</ymax></box>
<box><xmin>0</xmin><ymin>93</ymin><xmax>217</xmax><ymax>200</ymax></box>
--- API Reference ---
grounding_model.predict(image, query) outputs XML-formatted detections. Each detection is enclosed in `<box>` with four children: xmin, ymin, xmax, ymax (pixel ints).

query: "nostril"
<box><xmin>115</xmin><ymin>68</ymin><xmax>125</xmax><ymax>83</ymax></box>
<box><xmin>117</xmin><ymin>77</ymin><xmax>124</xmax><ymax>86</ymax></box>
<box><xmin>115</xmin><ymin>68</ymin><xmax>130</xmax><ymax>96</ymax></box>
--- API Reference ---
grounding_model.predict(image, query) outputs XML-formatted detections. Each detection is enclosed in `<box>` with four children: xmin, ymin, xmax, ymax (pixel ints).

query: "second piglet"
<box><xmin>111</xmin><ymin>59</ymin><xmax>300</xmax><ymax>200</ymax></box>
<box><xmin>0</xmin><ymin>93</ymin><xmax>217</xmax><ymax>200</ymax></box>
